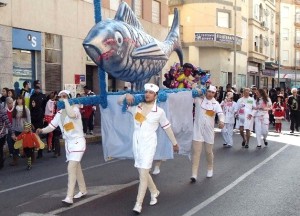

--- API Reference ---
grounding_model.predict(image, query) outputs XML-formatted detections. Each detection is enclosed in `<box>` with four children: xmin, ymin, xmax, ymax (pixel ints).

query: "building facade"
<box><xmin>168</xmin><ymin>0</ymin><xmax>249</xmax><ymax>90</ymax></box>
<box><xmin>0</xmin><ymin>0</ymin><xmax>169</xmax><ymax>95</ymax></box>
<box><xmin>277</xmin><ymin>0</ymin><xmax>299</xmax><ymax>88</ymax></box>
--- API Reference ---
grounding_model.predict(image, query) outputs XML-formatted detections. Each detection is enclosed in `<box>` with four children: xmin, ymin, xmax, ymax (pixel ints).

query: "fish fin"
<box><xmin>132</xmin><ymin>42</ymin><xmax>168</xmax><ymax>60</ymax></box>
<box><xmin>165</xmin><ymin>8</ymin><xmax>183</xmax><ymax>66</ymax></box>
<box><xmin>114</xmin><ymin>2</ymin><xmax>144</xmax><ymax>30</ymax></box>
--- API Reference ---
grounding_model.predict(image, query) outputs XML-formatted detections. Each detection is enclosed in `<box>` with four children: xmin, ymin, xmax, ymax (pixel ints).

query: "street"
<box><xmin>0</xmin><ymin>122</ymin><xmax>300</xmax><ymax>216</ymax></box>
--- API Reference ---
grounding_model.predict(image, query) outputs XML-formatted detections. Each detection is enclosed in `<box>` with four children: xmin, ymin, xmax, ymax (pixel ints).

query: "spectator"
<box><xmin>9</xmin><ymin>96</ymin><xmax>31</xmax><ymax>166</ymax></box>
<box><xmin>83</xmin><ymin>86</ymin><xmax>96</xmax><ymax>135</ymax></box>
<box><xmin>6</xmin><ymin>97</ymin><xmax>15</xmax><ymax>157</ymax></box>
<box><xmin>44</xmin><ymin>92</ymin><xmax>57</xmax><ymax>153</ymax></box>
<box><xmin>287</xmin><ymin>88</ymin><xmax>300</xmax><ymax>133</ymax></box>
<box><xmin>20</xmin><ymin>81</ymin><xmax>31</xmax><ymax>108</ymax></box>
<box><xmin>1</xmin><ymin>87</ymin><xmax>9</xmax><ymax>105</ymax></box>
<box><xmin>30</xmin><ymin>80</ymin><xmax>42</xmax><ymax>95</ymax></box>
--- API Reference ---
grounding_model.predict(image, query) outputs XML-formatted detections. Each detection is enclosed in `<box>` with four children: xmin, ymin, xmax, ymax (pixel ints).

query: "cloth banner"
<box><xmin>100</xmin><ymin>91</ymin><xmax>194</xmax><ymax>161</ymax></box>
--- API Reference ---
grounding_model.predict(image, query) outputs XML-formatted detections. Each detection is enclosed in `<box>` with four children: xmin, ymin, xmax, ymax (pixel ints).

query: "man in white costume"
<box><xmin>220</xmin><ymin>92</ymin><xmax>237</xmax><ymax>147</ymax></box>
<box><xmin>236</xmin><ymin>88</ymin><xmax>256</xmax><ymax>148</ymax></box>
<box><xmin>119</xmin><ymin>83</ymin><xmax>179</xmax><ymax>214</ymax></box>
<box><xmin>37</xmin><ymin>90</ymin><xmax>87</xmax><ymax>205</ymax></box>
<box><xmin>191</xmin><ymin>85</ymin><xmax>225</xmax><ymax>183</ymax></box>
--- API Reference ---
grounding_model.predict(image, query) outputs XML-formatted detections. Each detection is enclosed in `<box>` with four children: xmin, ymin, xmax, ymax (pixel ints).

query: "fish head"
<box><xmin>83</xmin><ymin>20</ymin><xmax>134</xmax><ymax>74</ymax></box>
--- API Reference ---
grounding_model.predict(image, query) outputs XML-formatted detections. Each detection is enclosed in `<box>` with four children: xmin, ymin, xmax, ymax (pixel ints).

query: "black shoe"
<box><xmin>223</xmin><ymin>143</ymin><xmax>227</xmax><ymax>146</ymax></box>
<box><xmin>242</xmin><ymin>141</ymin><xmax>246</xmax><ymax>147</ymax></box>
<box><xmin>290</xmin><ymin>131</ymin><xmax>294</xmax><ymax>134</ymax></box>
<box><xmin>257</xmin><ymin>145</ymin><xmax>262</xmax><ymax>148</ymax></box>
<box><xmin>264</xmin><ymin>140</ymin><xmax>268</xmax><ymax>146</ymax></box>
<box><xmin>190</xmin><ymin>177</ymin><xmax>196</xmax><ymax>183</ymax></box>
<box><xmin>26</xmin><ymin>165</ymin><xmax>32</xmax><ymax>170</ymax></box>
<box><xmin>245</xmin><ymin>144</ymin><xmax>249</xmax><ymax>149</ymax></box>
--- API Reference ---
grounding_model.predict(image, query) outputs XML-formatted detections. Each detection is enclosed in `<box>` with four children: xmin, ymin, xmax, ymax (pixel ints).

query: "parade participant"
<box><xmin>253</xmin><ymin>89</ymin><xmax>272</xmax><ymax>148</ymax></box>
<box><xmin>272</xmin><ymin>94</ymin><xmax>286</xmax><ymax>133</ymax></box>
<box><xmin>0</xmin><ymin>103</ymin><xmax>15</xmax><ymax>169</ymax></box>
<box><xmin>287</xmin><ymin>88</ymin><xmax>300</xmax><ymax>133</ymax></box>
<box><xmin>236</xmin><ymin>88</ymin><xmax>256</xmax><ymax>148</ymax></box>
<box><xmin>191</xmin><ymin>85</ymin><xmax>224</xmax><ymax>183</ymax></box>
<box><xmin>15</xmin><ymin>122</ymin><xmax>40</xmax><ymax>170</ymax></box>
<box><xmin>118</xmin><ymin>83</ymin><xmax>179</xmax><ymax>214</ymax></box>
<box><xmin>36</xmin><ymin>90</ymin><xmax>87</xmax><ymax>205</ymax></box>
<box><xmin>152</xmin><ymin>160</ymin><xmax>163</xmax><ymax>175</ymax></box>
<box><xmin>220</xmin><ymin>92</ymin><xmax>237</xmax><ymax>148</ymax></box>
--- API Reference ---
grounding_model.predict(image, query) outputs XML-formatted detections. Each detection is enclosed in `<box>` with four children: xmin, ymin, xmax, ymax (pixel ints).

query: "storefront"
<box><xmin>12</xmin><ymin>28</ymin><xmax>41</xmax><ymax>95</ymax></box>
<box><xmin>247</xmin><ymin>63</ymin><xmax>259</xmax><ymax>88</ymax></box>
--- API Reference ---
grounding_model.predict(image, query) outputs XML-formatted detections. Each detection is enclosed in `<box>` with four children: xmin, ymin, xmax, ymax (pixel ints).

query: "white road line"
<box><xmin>181</xmin><ymin>144</ymin><xmax>289</xmax><ymax>216</ymax></box>
<box><xmin>47</xmin><ymin>180</ymin><xmax>139</xmax><ymax>215</ymax></box>
<box><xmin>0</xmin><ymin>159</ymin><xmax>120</xmax><ymax>195</ymax></box>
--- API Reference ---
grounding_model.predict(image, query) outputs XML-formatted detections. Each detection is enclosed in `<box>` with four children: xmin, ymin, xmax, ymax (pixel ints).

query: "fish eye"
<box><xmin>114</xmin><ymin>32</ymin><xmax>123</xmax><ymax>46</ymax></box>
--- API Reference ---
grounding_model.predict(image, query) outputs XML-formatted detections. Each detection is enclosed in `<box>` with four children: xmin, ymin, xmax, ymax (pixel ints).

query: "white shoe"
<box><xmin>207</xmin><ymin>169</ymin><xmax>213</xmax><ymax>178</ymax></box>
<box><xmin>133</xmin><ymin>203</ymin><xmax>142</xmax><ymax>214</ymax></box>
<box><xmin>74</xmin><ymin>191</ymin><xmax>87</xmax><ymax>199</ymax></box>
<box><xmin>152</xmin><ymin>166</ymin><xmax>160</xmax><ymax>175</ymax></box>
<box><xmin>62</xmin><ymin>197</ymin><xmax>73</xmax><ymax>205</ymax></box>
<box><xmin>150</xmin><ymin>191</ymin><xmax>160</xmax><ymax>206</ymax></box>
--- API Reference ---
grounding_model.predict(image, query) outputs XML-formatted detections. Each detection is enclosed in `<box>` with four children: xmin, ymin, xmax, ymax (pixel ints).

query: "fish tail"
<box><xmin>165</xmin><ymin>8</ymin><xmax>183</xmax><ymax>66</ymax></box>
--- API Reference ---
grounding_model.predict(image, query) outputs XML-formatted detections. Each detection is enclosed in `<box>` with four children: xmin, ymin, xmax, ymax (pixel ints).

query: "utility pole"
<box><xmin>277</xmin><ymin>4</ymin><xmax>281</xmax><ymax>88</ymax></box>
<box><xmin>233</xmin><ymin>0</ymin><xmax>237</xmax><ymax>86</ymax></box>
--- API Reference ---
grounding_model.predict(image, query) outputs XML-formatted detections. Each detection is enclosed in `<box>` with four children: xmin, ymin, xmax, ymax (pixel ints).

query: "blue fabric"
<box><xmin>100</xmin><ymin>91</ymin><xmax>194</xmax><ymax>161</ymax></box>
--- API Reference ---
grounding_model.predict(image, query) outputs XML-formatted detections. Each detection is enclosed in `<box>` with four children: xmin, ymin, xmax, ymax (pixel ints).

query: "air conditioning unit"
<box><xmin>0</xmin><ymin>0</ymin><xmax>8</xmax><ymax>7</ymax></box>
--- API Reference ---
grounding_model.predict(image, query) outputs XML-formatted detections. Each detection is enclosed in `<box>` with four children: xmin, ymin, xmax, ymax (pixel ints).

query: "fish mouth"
<box><xmin>83</xmin><ymin>44</ymin><xmax>102</xmax><ymax>66</ymax></box>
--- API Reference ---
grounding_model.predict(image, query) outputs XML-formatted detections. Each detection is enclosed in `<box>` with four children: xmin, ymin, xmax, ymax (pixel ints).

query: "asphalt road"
<box><xmin>0</xmin><ymin>122</ymin><xmax>299</xmax><ymax>216</ymax></box>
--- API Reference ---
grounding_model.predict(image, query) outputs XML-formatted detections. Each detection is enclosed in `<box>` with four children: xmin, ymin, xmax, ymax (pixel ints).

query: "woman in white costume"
<box><xmin>37</xmin><ymin>90</ymin><xmax>87</xmax><ymax>205</ymax></box>
<box><xmin>220</xmin><ymin>92</ymin><xmax>237</xmax><ymax>148</ymax></box>
<box><xmin>119</xmin><ymin>83</ymin><xmax>179</xmax><ymax>214</ymax></box>
<box><xmin>191</xmin><ymin>85</ymin><xmax>225</xmax><ymax>183</ymax></box>
<box><xmin>236</xmin><ymin>88</ymin><xmax>256</xmax><ymax>148</ymax></box>
<box><xmin>253</xmin><ymin>89</ymin><xmax>272</xmax><ymax>147</ymax></box>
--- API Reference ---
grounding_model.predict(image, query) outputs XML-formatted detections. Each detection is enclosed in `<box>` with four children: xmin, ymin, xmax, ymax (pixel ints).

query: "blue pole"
<box><xmin>93</xmin><ymin>0</ymin><xmax>107</xmax><ymax>108</ymax></box>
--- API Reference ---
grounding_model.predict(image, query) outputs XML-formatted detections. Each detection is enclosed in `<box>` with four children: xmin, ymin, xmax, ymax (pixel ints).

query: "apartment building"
<box><xmin>0</xmin><ymin>0</ymin><xmax>169</xmax><ymax>94</ymax></box>
<box><xmin>168</xmin><ymin>0</ymin><xmax>249</xmax><ymax>90</ymax></box>
<box><xmin>277</xmin><ymin>0</ymin><xmax>299</xmax><ymax>88</ymax></box>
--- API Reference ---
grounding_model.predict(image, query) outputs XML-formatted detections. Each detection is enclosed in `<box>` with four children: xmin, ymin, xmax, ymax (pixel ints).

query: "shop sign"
<box><xmin>12</xmin><ymin>28</ymin><xmax>41</xmax><ymax>51</ymax></box>
<box><xmin>262</xmin><ymin>69</ymin><xmax>276</xmax><ymax>77</ymax></box>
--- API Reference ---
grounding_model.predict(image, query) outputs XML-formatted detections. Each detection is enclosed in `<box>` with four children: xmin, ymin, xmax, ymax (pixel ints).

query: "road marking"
<box><xmin>181</xmin><ymin>144</ymin><xmax>289</xmax><ymax>216</ymax></box>
<box><xmin>0</xmin><ymin>159</ymin><xmax>120</xmax><ymax>195</ymax></box>
<box><xmin>19</xmin><ymin>180</ymin><xmax>139</xmax><ymax>216</ymax></box>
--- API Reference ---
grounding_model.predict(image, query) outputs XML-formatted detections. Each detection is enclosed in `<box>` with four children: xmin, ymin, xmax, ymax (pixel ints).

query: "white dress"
<box><xmin>193</xmin><ymin>97</ymin><xmax>224</xmax><ymax>144</ymax></box>
<box><xmin>49</xmin><ymin>105</ymin><xmax>86</xmax><ymax>162</ymax></box>
<box><xmin>236</xmin><ymin>97</ymin><xmax>256</xmax><ymax>130</ymax></box>
<box><xmin>128</xmin><ymin>103</ymin><xmax>171</xmax><ymax>169</ymax></box>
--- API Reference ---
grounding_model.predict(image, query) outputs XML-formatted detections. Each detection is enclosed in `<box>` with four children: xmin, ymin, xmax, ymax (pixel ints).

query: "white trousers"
<box><xmin>67</xmin><ymin>161</ymin><xmax>87</xmax><ymax>198</ymax></box>
<box><xmin>221</xmin><ymin>123</ymin><xmax>234</xmax><ymax>146</ymax></box>
<box><xmin>254</xmin><ymin>116</ymin><xmax>269</xmax><ymax>146</ymax></box>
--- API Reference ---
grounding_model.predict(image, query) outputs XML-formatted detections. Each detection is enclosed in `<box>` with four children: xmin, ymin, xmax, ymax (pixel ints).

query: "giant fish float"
<box><xmin>83</xmin><ymin>1</ymin><xmax>183</xmax><ymax>89</ymax></box>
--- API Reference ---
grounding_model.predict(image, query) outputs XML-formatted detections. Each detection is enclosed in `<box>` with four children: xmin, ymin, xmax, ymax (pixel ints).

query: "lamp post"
<box><xmin>233</xmin><ymin>0</ymin><xmax>237</xmax><ymax>86</ymax></box>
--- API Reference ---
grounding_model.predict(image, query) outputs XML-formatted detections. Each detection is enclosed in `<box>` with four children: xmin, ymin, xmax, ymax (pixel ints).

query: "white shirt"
<box><xmin>220</xmin><ymin>100</ymin><xmax>237</xmax><ymax>124</ymax></box>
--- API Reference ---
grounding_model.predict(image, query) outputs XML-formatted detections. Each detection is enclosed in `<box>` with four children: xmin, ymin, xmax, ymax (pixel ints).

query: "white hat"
<box><xmin>207</xmin><ymin>85</ymin><xmax>217</xmax><ymax>93</ymax></box>
<box><xmin>58</xmin><ymin>90</ymin><xmax>71</xmax><ymax>97</ymax></box>
<box><xmin>144</xmin><ymin>83</ymin><xmax>159</xmax><ymax>93</ymax></box>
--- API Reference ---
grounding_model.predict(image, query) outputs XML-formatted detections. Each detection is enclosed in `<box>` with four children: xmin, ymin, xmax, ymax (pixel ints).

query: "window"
<box><xmin>282</xmin><ymin>28</ymin><xmax>289</xmax><ymax>40</ymax></box>
<box><xmin>296</xmin><ymin>30</ymin><xmax>300</xmax><ymax>44</ymax></box>
<box><xmin>134</xmin><ymin>0</ymin><xmax>142</xmax><ymax>18</ymax></box>
<box><xmin>242</xmin><ymin>20</ymin><xmax>247</xmax><ymax>39</ymax></box>
<box><xmin>262</xmin><ymin>77</ymin><xmax>268</xmax><ymax>88</ymax></box>
<box><xmin>237</xmin><ymin>74</ymin><xmax>246</xmax><ymax>91</ymax></box>
<box><xmin>282</xmin><ymin>50</ymin><xmax>289</xmax><ymax>61</ymax></box>
<box><xmin>254</xmin><ymin>4</ymin><xmax>259</xmax><ymax>20</ymax></box>
<box><xmin>270</xmin><ymin>38</ymin><xmax>274</xmax><ymax>58</ymax></box>
<box><xmin>259</xmin><ymin>34</ymin><xmax>263</xmax><ymax>53</ymax></box>
<box><xmin>254</xmin><ymin>36</ymin><xmax>259</xmax><ymax>52</ymax></box>
<box><xmin>282</xmin><ymin>6</ymin><xmax>289</xmax><ymax>18</ymax></box>
<box><xmin>296</xmin><ymin>51</ymin><xmax>300</xmax><ymax>66</ymax></box>
<box><xmin>110</xmin><ymin>0</ymin><xmax>119</xmax><ymax>11</ymax></box>
<box><xmin>259</xmin><ymin>4</ymin><xmax>263</xmax><ymax>22</ymax></box>
<box><xmin>152</xmin><ymin>1</ymin><xmax>161</xmax><ymax>24</ymax></box>
<box><xmin>217</xmin><ymin>11</ymin><xmax>230</xmax><ymax>28</ymax></box>
<box><xmin>271</xmin><ymin>13</ymin><xmax>274</xmax><ymax>32</ymax></box>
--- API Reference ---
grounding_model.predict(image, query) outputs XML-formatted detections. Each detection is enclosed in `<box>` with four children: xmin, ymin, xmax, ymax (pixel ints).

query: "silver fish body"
<box><xmin>83</xmin><ymin>2</ymin><xmax>182</xmax><ymax>86</ymax></box>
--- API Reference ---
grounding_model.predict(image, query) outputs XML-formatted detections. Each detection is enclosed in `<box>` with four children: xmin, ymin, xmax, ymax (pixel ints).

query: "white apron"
<box><xmin>193</xmin><ymin>97</ymin><xmax>223</xmax><ymax>144</ymax></box>
<box><xmin>236</xmin><ymin>97</ymin><xmax>256</xmax><ymax>130</ymax></box>
<box><xmin>128</xmin><ymin>103</ymin><xmax>170</xmax><ymax>169</ymax></box>
<box><xmin>49</xmin><ymin>106</ymin><xmax>86</xmax><ymax>162</ymax></box>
